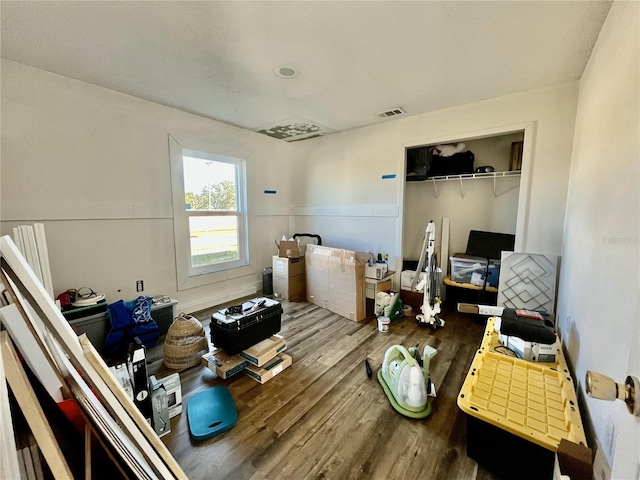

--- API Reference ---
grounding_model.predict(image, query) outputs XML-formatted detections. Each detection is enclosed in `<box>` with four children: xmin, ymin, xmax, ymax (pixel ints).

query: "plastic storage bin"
<box><xmin>449</xmin><ymin>254</ymin><xmax>488</xmax><ymax>286</ymax></box>
<box><xmin>485</xmin><ymin>259</ymin><xmax>501</xmax><ymax>289</ymax></box>
<box><xmin>457</xmin><ymin>318</ymin><xmax>586</xmax><ymax>480</ymax></box>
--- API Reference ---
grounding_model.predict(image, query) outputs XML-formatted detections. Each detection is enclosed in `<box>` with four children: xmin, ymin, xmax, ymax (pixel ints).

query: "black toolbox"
<box><xmin>210</xmin><ymin>297</ymin><xmax>282</xmax><ymax>355</ymax></box>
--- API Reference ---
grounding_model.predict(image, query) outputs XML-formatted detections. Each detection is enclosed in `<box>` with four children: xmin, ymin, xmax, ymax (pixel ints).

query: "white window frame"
<box><xmin>169</xmin><ymin>134</ymin><xmax>253</xmax><ymax>290</ymax></box>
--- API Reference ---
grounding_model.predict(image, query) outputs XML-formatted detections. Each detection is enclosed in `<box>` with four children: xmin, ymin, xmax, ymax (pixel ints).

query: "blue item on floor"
<box><xmin>187</xmin><ymin>386</ymin><xmax>237</xmax><ymax>441</ymax></box>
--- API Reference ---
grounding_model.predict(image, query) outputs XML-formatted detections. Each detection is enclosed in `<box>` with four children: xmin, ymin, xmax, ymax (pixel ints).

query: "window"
<box><xmin>169</xmin><ymin>135</ymin><xmax>250</xmax><ymax>289</ymax></box>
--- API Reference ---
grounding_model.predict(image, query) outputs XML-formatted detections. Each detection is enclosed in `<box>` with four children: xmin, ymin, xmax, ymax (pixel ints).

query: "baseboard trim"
<box><xmin>179</xmin><ymin>285</ymin><xmax>259</xmax><ymax>315</ymax></box>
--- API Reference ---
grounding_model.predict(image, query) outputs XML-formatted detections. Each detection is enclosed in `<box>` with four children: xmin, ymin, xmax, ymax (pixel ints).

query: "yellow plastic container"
<box><xmin>457</xmin><ymin>318</ymin><xmax>587</xmax><ymax>479</ymax></box>
<box><xmin>459</xmin><ymin>318</ymin><xmax>586</xmax><ymax>449</ymax></box>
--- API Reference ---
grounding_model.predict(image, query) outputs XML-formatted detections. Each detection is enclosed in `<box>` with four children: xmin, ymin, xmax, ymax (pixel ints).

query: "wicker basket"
<box><xmin>163</xmin><ymin>313</ymin><xmax>209</xmax><ymax>370</ymax></box>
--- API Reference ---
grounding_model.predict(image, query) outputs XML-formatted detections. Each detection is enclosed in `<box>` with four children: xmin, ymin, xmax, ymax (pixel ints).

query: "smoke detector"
<box><xmin>273</xmin><ymin>65</ymin><xmax>298</xmax><ymax>78</ymax></box>
<box><xmin>377</xmin><ymin>107</ymin><xmax>406</xmax><ymax>118</ymax></box>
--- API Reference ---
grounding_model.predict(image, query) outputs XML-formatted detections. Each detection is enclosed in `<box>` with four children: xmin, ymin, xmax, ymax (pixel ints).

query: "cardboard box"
<box><xmin>273</xmin><ymin>256</ymin><xmax>306</xmax><ymax>301</ymax></box>
<box><xmin>274</xmin><ymin>274</ymin><xmax>306</xmax><ymax>301</ymax></box>
<box><xmin>152</xmin><ymin>372</ymin><xmax>182</xmax><ymax>418</ymax></box>
<box><xmin>243</xmin><ymin>353</ymin><xmax>292</xmax><ymax>384</ymax></box>
<box><xmin>400</xmin><ymin>270</ymin><xmax>425</xmax><ymax>290</ymax></box>
<box><xmin>400</xmin><ymin>288</ymin><xmax>424</xmax><ymax>308</ymax></box>
<box><xmin>278</xmin><ymin>240</ymin><xmax>301</xmax><ymax>259</ymax></box>
<box><xmin>557</xmin><ymin>439</ymin><xmax>592</xmax><ymax>480</ymax></box>
<box><xmin>127</xmin><ymin>341</ymin><xmax>152</xmax><ymax>424</ymax></box>
<box><xmin>240</xmin><ymin>335</ymin><xmax>287</xmax><ymax>367</ymax></box>
<box><xmin>109</xmin><ymin>363</ymin><xmax>134</xmax><ymax>401</ymax></box>
<box><xmin>273</xmin><ymin>255</ymin><xmax>305</xmax><ymax>278</ymax></box>
<box><xmin>201</xmin><ymin>348</ymin><xmax>248</xmax><ymax>379</ymax></box>
<box><xmin>149</xmin><ymin>375</ymin><xmax>171</xmax><ymax>437</ymax></box>
<box><xmin>305</xmin><ymin>245</ymin><xmax>369</xmax><ymax>322</ymax></box>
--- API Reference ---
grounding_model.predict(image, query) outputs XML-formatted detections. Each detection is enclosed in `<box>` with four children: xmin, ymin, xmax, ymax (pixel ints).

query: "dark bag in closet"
<box><xmin>427</xmin><ymin>151</ymin><xmax>475</xmax><ymax>177</ymax></box>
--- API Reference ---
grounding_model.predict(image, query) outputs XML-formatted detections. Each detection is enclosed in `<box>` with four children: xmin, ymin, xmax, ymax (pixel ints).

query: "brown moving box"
<box><xmin>278</xmin><ymin>240</ymin><xmax>301</xmax><ymax>258</ymax></box>
<box><xmin>305</xmin><ymin>244</ymin><xmax>369</xmax><ymax>322</ymax></box>
<box><xmin>240</xmin><ymin>334</ymin><xmax>287</xmax><ymax>367</ymax></box>
<box><xmin>243</xmin><ymin>353</ymin><xmax>292</xmax><ymax>384</ymax></box>
<box><xmin>201</xmin><ymin>349</ymin><xmax>248</xmax><ymax>380</ymax></box>
<box><xmin>272</xmin><ymin>255</ymin><xmax>306</xmax><ymax>301</ymax></box>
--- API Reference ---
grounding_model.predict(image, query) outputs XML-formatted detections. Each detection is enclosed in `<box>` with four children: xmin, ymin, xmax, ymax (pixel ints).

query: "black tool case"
<box><xmin>210</xmin><ymin>298</ymin><xmax>282</xmax><ymax>355</ymax></box>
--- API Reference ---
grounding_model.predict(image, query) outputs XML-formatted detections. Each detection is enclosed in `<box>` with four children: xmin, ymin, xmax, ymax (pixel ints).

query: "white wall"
<box><xmin>404</xmin><ymin>176</ymin><xmax>520</xmax><ymax>262</ymax></box>
<box><xmin>291</xmin><ymin>82</ymin><xmax>579</xmax><ymax>271</ymax></box>
<box><xmin>557</xmin><ymin>1</ymin><xmax>639</xmax><ymax>477</ymax></box>
<box><xmin>0</xmin><ymin>63</ymin><xmax>580</xmax><ymax>310</ymax></box>
<box><xmin>0</xmin><ymin>60</ymin><xmax>294</xmax><ymax>312</ymax></box>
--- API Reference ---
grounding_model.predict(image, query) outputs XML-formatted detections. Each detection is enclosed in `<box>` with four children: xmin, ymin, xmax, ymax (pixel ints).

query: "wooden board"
<box><xmin>0</xmin><ymin>235</ymin><xmax>185</xmax><ymax>480</ymax></box>
<box><xmin>440</xmin><ymin>216</ymin><xmax>450</xmax><ymax>298</ymax></box>
<box><xmin>33</xmin><ymin>224</ymin><xmax>54</xmax><ymax>299</ymax></box>
<box><xmin>0</xmin><ymin>303</ymin><xmax>65</xmax><ymax>402</ymax></box>
<box><xmin>80</xmin><ymin>334</ymin><xmax>188</xmax><ymax>479</ymax></box>
<box><xmin>1</xmin><ymin>331</ymin><xmax>73</xmax><ymax>479</ymax></box>
<box><xmin>0</xmin><ymin>332</ymin><xmax>21</xmax><ymax>480</ymax></box>
<box><xmin>46</xmin><ymin>335</ymin><xmax>159</xmax><ymax>480</ymax></box>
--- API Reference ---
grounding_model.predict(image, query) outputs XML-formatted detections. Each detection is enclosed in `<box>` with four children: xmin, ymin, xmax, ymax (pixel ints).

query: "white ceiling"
<box><xmin>1</xmin><ymin>1</ymin><xmax>612</xmax><ymax>141</ymax></box>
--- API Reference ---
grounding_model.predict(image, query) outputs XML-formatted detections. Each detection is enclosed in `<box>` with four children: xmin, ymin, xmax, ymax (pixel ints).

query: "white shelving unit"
<box><xmin>427</xmin><ymin>170</ymin><xmax>521</xmax><ymax>198</ymax></box>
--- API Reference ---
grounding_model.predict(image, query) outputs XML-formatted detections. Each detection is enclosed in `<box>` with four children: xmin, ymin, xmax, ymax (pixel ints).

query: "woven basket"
<box><xmin>163</xmin><ymin>313</ymin><xmax>209</xmax><ymax>370</ymax></box>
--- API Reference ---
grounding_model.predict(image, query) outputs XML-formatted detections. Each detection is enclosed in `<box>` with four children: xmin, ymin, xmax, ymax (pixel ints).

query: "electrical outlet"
<box><xmin>136</xmin><ymin>280</ymin><xmax>144</xmax><ymax>292</ymax></box>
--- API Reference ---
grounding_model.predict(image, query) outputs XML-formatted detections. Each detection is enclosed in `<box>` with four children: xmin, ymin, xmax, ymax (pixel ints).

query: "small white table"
<box><xmin>364</xmin><ymin>271</ymin><xmax>395</xmax><ymax>300</ymax></box>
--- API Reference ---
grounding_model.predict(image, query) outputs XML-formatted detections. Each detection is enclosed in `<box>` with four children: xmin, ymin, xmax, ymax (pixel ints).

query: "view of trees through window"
<box><xmin>183</xmin><ymin>156</ymin><xmax>241</xmax><ymax>269</ymax></box>
<box><xmin>185</xmin><ymin>180</ymin><xmax>236</xmax><ymax>211</ymax></box>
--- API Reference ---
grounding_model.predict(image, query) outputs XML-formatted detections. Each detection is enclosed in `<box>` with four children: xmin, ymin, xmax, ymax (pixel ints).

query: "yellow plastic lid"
<box><xmin>458</xmin><ymin>318</ymin><xmax>587</xmax><ymax>451</ymax></box>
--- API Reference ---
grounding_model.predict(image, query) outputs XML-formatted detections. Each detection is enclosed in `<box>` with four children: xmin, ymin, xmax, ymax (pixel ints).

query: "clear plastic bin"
<box><xmin>450</xmin><ymin>254</ymin><xmax>488</xmax><ymax>286</ymax></box>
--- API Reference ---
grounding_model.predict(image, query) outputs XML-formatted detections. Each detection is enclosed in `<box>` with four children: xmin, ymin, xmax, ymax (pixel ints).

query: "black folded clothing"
<box><xmin>500</xmin><ymin>308</ymin><xmax>555</xmax><ymax>344</ymax></box>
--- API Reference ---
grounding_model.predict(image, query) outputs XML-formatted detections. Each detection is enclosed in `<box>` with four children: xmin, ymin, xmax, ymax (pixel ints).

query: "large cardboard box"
<box><xmin>305</xmin><ymin>244</ymin><xmax>369</xmax><ymax>322</ymax></box>
<box><xmin>272</xmin><ymin>256</ymin><xmax>306</xmax><ymax>301</ymax></box>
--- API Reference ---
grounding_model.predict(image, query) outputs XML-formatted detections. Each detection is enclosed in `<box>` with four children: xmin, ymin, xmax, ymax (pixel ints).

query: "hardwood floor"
<box><xmin>148</xmin><ymin>300</ymin><xmax>500</xmax><ymax>480</ymax></box>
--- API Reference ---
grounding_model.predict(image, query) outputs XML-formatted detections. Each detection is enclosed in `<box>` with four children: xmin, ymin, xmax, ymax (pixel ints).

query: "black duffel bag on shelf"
<box><xmin>427</xmin><ymin>151</ymin><xmax>475</xmax><ymax>177</ymax></box>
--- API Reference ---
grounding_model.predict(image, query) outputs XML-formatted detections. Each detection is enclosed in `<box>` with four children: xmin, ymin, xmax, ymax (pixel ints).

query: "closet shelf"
<box><xmin>427</xmin><ymin>170</ymin><xmax>521</xmax><ymax>198</ymax></box>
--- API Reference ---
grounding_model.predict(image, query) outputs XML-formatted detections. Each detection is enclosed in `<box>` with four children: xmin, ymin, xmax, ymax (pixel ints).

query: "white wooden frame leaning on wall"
<box><xmin>0</xmin><ymin>235</ymin><xmax>187</xmax><ymax>479</ymax></box>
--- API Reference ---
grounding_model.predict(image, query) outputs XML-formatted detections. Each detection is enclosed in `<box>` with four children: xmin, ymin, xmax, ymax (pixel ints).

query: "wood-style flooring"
<box><xmin>148</xmin><ymin>300</ymin><xmax>500</xmax><ymax>480</ymax></box>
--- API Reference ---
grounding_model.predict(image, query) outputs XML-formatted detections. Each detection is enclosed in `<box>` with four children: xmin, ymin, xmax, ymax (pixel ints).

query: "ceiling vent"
<box><xmin>377</xmin><ymin>107</ymin><xmax>406</xmax><ymax>118</ymax></box>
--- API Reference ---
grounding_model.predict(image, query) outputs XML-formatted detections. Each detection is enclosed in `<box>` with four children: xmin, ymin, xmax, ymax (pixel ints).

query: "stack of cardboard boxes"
<box><xmin>201</xmin><ymin>334</ymin><xmax>292</xmax><ymax>384</ymax></box>
<box><xmin>271</xmin><ymin>238</ymin><xmax>369</xmax><ymax>323</ymax></box>
<box><xmin>272</xmin><ymin>239</ymin><xmax>306</xmax><ymax>301</ymax></box>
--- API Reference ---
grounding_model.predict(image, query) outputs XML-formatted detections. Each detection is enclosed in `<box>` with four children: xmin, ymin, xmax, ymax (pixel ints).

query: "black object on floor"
<box><xmin>210</xmin><ymin>297</ymin><xmax>282</xmax><ymax>355</ymax></box>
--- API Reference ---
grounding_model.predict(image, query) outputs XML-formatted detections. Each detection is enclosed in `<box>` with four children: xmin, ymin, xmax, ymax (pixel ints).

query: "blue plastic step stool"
<box><xmin>187</xmin><ymin>386</ymin><xmax>238</xmax><ymax>441</ymax></box>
